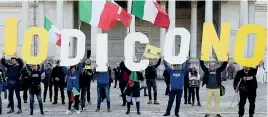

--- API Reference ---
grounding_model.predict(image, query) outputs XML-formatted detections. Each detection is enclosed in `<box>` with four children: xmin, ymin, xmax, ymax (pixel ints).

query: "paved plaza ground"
<box><xmin>1</xmin><ymin>80</ymin><xmax>267</xmax><ymax>117</ymax></box>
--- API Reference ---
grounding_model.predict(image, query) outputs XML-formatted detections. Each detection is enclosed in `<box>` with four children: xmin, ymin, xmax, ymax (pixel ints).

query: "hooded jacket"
<box><xmin>145</xmin><ymin>58</ymin><xmax>161</xmax><ymax>80</ymax></box>
<box><xmin>29</xmin><ymin>64</ymin><xmax>44</xmax><ymax>94</ymax></box>
<box><xmin>164</xmin><ymin>60</ymin><xmax>190</xmax><ymax>90</ymax></box>
<box><xmin>1</xmin><ymin>58</ymin><xmax>24</xmax><ymax>82</ymax></box>
<box><xmin>200</xmin><ymin>60</ymin><xmax>228</xmax><ymax>87</ymax></box>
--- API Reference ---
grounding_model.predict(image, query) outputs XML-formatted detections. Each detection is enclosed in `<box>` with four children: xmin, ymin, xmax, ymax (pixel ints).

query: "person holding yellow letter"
<box><xmin>200</xmin><ymin>53</ymin><xmax>228</xmax><ymax>117</ymax></box>
<box><xmin>1</xmin><ymin>53</ymin><xmax>24</xmax><ymax>114</ymax></box>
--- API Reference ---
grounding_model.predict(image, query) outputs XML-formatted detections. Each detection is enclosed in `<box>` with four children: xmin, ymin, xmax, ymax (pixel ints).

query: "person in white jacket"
<box><xmin>188</xmin><ymin>65</ymin><xmax>201</xmax><ymax>106</ymax></box>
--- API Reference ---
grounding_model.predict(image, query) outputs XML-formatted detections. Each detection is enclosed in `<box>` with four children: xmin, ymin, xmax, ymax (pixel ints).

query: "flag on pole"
<box><xmin>72</xmin><ymin>87</ymin><xmax>80</xmax><ymax>96</ymax></box>
<box><xmin>44</xmin><ymin>17</ymin><xmax>70</xmax><ymax>47</ymax></box>
<box><xmin>79</xmin><ymin>0</ymin><xmax>131</xmax><ymax>31</ymax></box>
<box><xmin>131</xmin><ymin>0</ymin><xmax>170</xmax><ymax>28</ymax></box>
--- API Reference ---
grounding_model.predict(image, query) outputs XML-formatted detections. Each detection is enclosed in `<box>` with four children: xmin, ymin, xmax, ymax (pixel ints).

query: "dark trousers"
<box><xmin>54</xmin><ymin>84</ymin><xmax>65</xmax><ymax>102</ymax></box>
<box><xmin>67</xmin><ymin>91</ymin><xmax>79</xmax><ymax>110</ymax></box>
<box><xmin>80</xmin><ymin>86</ymin><xmax>91</xmax><ymax>108</ymax></box>
<box><xmin>146</xmin><ymin>79</ymin><xmax>157</xmax><ymax>100</ymax></box>
<box><xmin>166</xmin><ymin>89</ymin><xmax>183</xmax><ymax>114</ymax></box>
<box><xmin>97</xmin><ymin>84</ymin><xmax>110</xmax><ymax>109</ymax></box>
<box><xmin>239</xmin><ymin>90</ymin><xmax>256</xmax><ymax>116</ymax></box>
<box><xmin>114</xmin><ymin>76</ymin><xmax>119</xmax><ymax>88</ymax></box>
<box><xmin>189</xmin><ymin>87</ymin><xmax>200</xmax><ymax>103</ymax></box>
<box><xmin>119</xmin><ymin>82</ymin><xmax>127</xmax><ymax>104</ymax></box>
<box><xmin>165</xmin><ymin>81</ymin><xmax>170</xmax><ymax>95</ymax></box>
<box><xmin>29</xmin><ymin>91</ymin><xmax>43</xmax><ymax>110</ymax></box>
<box><xmin>8</xmin><ymin>83</ymin><xmax>21</xmax><ymax>110</ymax></box>
<box><xmin>23</xmin><ymin>87</ymin><xmax>28</xmax><ymax>101</ymax></box>
<box><xmin>184</xmin><ymin>86</ymin><xmax>191</xmax><ymax>103</ymax></box>
<box><xmin>43</xmin><ymin>83</ymin><xmax>53</xmax><ymax>101</ymax></box>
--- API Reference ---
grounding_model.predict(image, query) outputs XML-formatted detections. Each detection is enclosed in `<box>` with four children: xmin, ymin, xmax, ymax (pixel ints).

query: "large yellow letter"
<box><xmin>233</xmin><ymin>24</ymin><xmax>267</xmax><ymax>67</ymax></box>
<box><xmin>4</xmin><ymin>18</ymin><xmax>18</xmax><ymax>56</ymax></box>
<box><xmin>201</xmin><ymin>22</ymin><xmax>230</xmax><ymax>61</ymax></box>
<box><xmin>21</xmin><ymin>27</ymin><xmax>49</xmax><ymax>64</ymax></box>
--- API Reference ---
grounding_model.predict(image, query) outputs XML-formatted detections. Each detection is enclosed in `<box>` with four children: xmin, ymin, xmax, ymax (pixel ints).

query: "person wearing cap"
<box><xmin>233</xmin><ymin>61</ymin><xmax>263</xmax><ymax>117</ymax></box>
<box><xmin>162</xmin><ymin>56</ymin><xmax>190</xmax><ymax>117</ymax></box>
<box><xmin>1</xmin><ymin>53</ymin><xmax>24</xmax><ymax>114</ymax></box>
<box><xmin>80</xmin><ymin>59</ymin><xmax>94</xmax><ymax>110</ymax></box>
<box><xmin>200</xmin><ymin>53</ymin><xmax>228</xmax><ymax>117</ymax></box>
<box><xmin>145</xmin><ymin>58</ymin><xmax>161</xmax><ymax>104</ymax></box>
<box><xmin>51</xmin><ymin>60</ymin><xmax>66</xmax><ymax>105</ymax></box>
<box><xmin>42</xmin><ymin>63</ymin><xmax>53</xmax><ymax>102</ymax></box>
<box><xmin>28</xmin><ymin>64</ymin><xmax>45</xmax><ymax>115</ymax></box>
<box><xmin>187</xmin><ymin>65</ymin><xmax>201</xmax><ymax>106</ymax></box>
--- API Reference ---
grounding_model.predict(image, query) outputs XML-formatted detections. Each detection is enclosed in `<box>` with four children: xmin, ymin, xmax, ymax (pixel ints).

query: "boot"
<box><xmin>197</xmin><ymin>101</ymin><xmax>201</xmax><ymax>106</ymax></box>
<box><xmin>16</xmin><ymin>109</ymin><xmax>22</xmax><ymax>114</ymax></box>
<box><xmin>249</xmin><ymin>115</ymin><xmax>253</xmax><ymax>117</ymax></box>
<box><xmin>147</xmin><ymin>100</ymin><xmax>153</xmax><ymax>104</ymax></box>
<box><xmin>7</xmin><ymin>109</ymin><xmax>14</xmax><ymax>114</ymax></box>
<box><xmin>215</xmin><ymin>114</ymin><xmax>221</xmax><ymax>117</ymax></box>
<box><xmin>40</xmin><ymin>105</ymin><xmax>44</xmax><ymax>115</ymax></box>
<box><xmin>136</xmin><ymin>102</ymin><xmax>140</xmax><ymax>115</ymax></box>
<box><xmin>175</xmin><ymin>113</ymin><xmax>179</xmax><ymax>117</ymax></box>
<box><xmin>126</xmin><ymin>102</ymin><xmax>130</xmax><ymax>114</ymax></box>
<box><xmin>52</xmin><ymin>101</ymin><xmax>57</xmax><ymax>105</ymax></box>
<box><xmin>154</xmin><ymin>100</ymin><xmax>160</xmax><ymax>105</ymax></box>
<box><xmin>192</xmin><ymin>101</ymin><xmax>195</xmax><ymax>106</ymax></box>
<box><xmin>163</xmin><ymin>112</ymin><xmax>170</xmax><ymax>116</ymax></box>
<box><xmin>30</xmin><ymin>107</ymin><xmax>33</xmax><ymax>115</ymax></box>
<box><xmin>205</xmin><ymin>114</ymin><xmax>210</xmax><ymax>117</ymax></box>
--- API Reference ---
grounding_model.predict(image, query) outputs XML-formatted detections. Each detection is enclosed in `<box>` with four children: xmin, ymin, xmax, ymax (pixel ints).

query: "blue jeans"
<box><xmin>97</xmin><ymin>84</ymin><xmax>110</xmax><ymax>109</ymax></box>
<box><xmin>29</xmin><ymin>89</ymin><xmax>43</xmax><ymax>110</ymax></box>
<box><xmin>166</xmin><ymin>89</ymin><xmax>183</xmax><ymax>114</ymax></box>
<box><xmin>146</xmin><ymin>79</ymin><xmax>157</xmax><ymax>100</ymax></box>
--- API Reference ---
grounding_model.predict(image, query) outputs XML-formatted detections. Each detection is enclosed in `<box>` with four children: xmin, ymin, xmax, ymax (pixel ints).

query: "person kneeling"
<box><xmin>29</xmin><ymin>64</ymin><xmax>45</xmax><ymax>115</ymax></box>
<box><xmin>163</xmin><ymin>57</ymin><xmax>190</xmax><ymax>117</ymax></box>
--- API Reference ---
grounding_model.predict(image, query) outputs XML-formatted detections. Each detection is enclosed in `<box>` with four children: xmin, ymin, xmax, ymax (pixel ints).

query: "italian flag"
<box><xmin>131</xmin><ymin>0</ymin><xmax>170</xmax><ymax>29</ymax></box>
<box><xmin>44</xmin><ymin>17</ymin><xmax>70</xmax><ymax>47</ymax></box>
<box><xmin>79</xmin><ymin>0</ymin><xmax>131</xmax><ymax>31</ymax></box>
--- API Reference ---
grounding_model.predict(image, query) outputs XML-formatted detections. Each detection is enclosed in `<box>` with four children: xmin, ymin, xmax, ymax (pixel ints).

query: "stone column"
<box><xmin>248</xmin><ymin>0</ymin><xmax>256</xmax><ymax>57</ymax></box>
<box><xmin>190</xmin><ymin>1</ymin><xmax>197</xmax><ymax>61</ymax></box>
<box><xmin>22</xmin><ymin>1</ymin><xmax>29</xmax><ymax>45</ymax></box>
<box><xmin>168</xmin><ymin>0</ymin><xmax>176</xmax><ymax>55</ymax></box>
<box><xmin>128</xmin><ymin>1</ymin><xmax>136</xmax><ymax>60</ymax></box>
<box><xmin>90</xmin><ymin>27</ymin><xmax>102</xmax><ymax>61</ymax></box>
<box><xmin>55</xmin><ymin>0</ymin><xmax>64</xmax><ymax>60</ymax></box>
<box><xmin>240</xmin><ymin>1</ymin><xmax>249</xmax><ymax>57</ymax></box>
<box><xmin>160</xmin><ymin>1</ymin><xmax>166</xmax><ymax>55</ymax></box>
<box><xmin>205</xmin><ymin>0</ymin><xmax>213</xmax><ymax>60</ymax></box>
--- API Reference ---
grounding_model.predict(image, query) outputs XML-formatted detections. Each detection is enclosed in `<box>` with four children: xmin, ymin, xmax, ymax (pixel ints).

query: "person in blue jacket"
<box><xmin>0</xmin><ymin>68</ymin><xmax>7</xmax><ymax>115</ymax></box>
<box><xmin>163</xmin><ymin>56</ymin><xmax>190</xmax><ymax>117</ymax></box>
<box><xmin>62</xmin><ymin>62</ymin><xmax>82</xmax><ymax>115</ymax></box>
<box><xmin>95</xmin><ymin>63</ymin><xmax>111</xmax><ymax>112</ymax></box>
<box><xmin>1</xmin><ymin>53</ymin><xmax>24</xmax><ymax>114</ymax></box>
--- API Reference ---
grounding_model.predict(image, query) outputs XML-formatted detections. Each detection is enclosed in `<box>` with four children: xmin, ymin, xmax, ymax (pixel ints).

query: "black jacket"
<box><xmin>79</xmin><ymin>65</ymin><xmax>94</xmax><ymax>88</ymax></box>
<box><xmin>113</xmin><ymin>67</ymin><xmax>121</xmax><ymax>79</ymax></box>
<box><xmin>1</xmin><ymin>58</ymin><xmax>24</xmax><ymax>82</ymax></box>
<box><xmin>233</xmin><ymin>68</ymin><xmax>258</xmax><ymax>92</ymax></box>
<box><xmin>200</xmin><ymin>60</ymin><xmax>228</xmax><ymax>87</ymax></box>
<box><xmin>163</xmin><ymin>69</ymin><xmax>170</xmax><ymax>83</ymax></box>
<box><xmin>51</xmin><ymin>66</ymin><xmax>66</xmax><ymax>84</ymax></box>
<box><xmin>145</xmin><ymin>58</ymin><xmax>161</xmax><ymax>80</ymax></box>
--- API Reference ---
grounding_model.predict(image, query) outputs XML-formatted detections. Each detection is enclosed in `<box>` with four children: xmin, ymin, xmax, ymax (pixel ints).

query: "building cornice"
<box><xmin>0</xmin><ymin>1</ymin><xmax>73</xmax><ymax>8</ymax></box>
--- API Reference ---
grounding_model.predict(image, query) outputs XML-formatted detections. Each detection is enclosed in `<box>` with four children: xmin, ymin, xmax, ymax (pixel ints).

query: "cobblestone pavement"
<box><xmin>1</xmin><ymin>80</ymin><xmax>267</xmax><ymax>117</ymax></box>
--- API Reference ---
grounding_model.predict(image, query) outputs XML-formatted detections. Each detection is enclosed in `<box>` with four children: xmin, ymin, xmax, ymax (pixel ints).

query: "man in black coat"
<box><xmin>1</xmin><ymin>54</ymin><xmax>24</xmax><ymax>114</ymax></box>
<box><xmin>163</xmin><ymin>69</ymin><xmax>170</xmax><ymax>96</ymax></box>
<box><xmin>50</xmin><ymin>61</ymin><xmax>66</xmax><ymax>104</ymax></box>
<box><xmin>113</xmin><ymin>63</ymin><xmax>120</xmax><ymax>88</ymax></box>
<box><xmin>233</xmin><ymin>62</ymin><xmax>261</xmax><ymax>117</ymax></box>
<box><xmin>184</xmin><ymin>68</ymin><xmax>191</xmax><ymax>104</ymax></box>
<box><xmin>145</xmin><ymin>58</ymin><xmax>161</xmax><ymax>104</ymax></box>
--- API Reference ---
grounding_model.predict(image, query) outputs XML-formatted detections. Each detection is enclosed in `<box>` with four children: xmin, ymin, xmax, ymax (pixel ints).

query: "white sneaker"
<box><xmin>65</xmin><ymin>110</ymin><xmax>71</xmax><ymax>115</ymax></box>
<box><xmin>76</xmin><ymin>110</ymin><xmax>80</xmax><ymax>115</ymax></box>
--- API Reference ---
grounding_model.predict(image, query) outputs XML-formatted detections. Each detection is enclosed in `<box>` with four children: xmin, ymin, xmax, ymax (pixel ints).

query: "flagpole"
<box><xmin>78</xmin><ymin>20</ymin><xmax>81</xmax><ymax>30</ymax></box>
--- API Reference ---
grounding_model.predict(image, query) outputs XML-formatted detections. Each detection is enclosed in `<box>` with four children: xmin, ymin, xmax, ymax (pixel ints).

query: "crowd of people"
<box><xmin>0</xmin><ymin>53</ymin><xmax>264</xmax><ymax>117</ymax></box>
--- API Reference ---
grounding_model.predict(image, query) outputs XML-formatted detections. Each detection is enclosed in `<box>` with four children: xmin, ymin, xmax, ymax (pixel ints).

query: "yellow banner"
<box><xmin>84</xmin><ymin>65</ymin><xmax>93</xmax><ymax>69</ymax></box>
<box><xmin>143</xmin><ymin>44</ymin><xmax>161</xmax><ymax>59</ymax></box>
